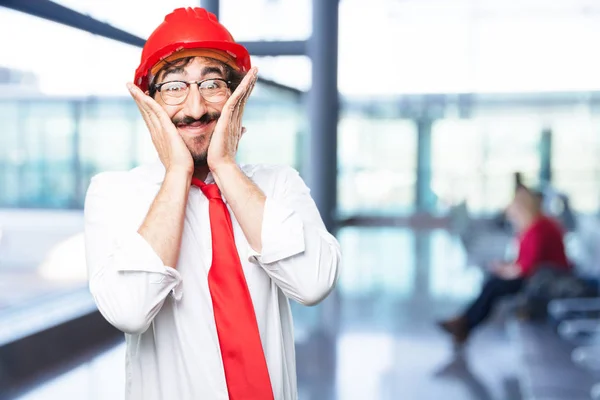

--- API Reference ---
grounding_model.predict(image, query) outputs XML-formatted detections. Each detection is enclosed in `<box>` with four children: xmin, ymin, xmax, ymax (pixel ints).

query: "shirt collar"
<box><xmin>140</xmin><ymin>159</ymin><xmax>255</xmax><ymax>185</ymax></box>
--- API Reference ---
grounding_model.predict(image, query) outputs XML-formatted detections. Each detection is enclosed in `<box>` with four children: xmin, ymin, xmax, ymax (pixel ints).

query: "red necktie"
<box><xmin>191</xmin><ymin>177</ymin><xmax>274</xmax><ymax>400</ymax></box>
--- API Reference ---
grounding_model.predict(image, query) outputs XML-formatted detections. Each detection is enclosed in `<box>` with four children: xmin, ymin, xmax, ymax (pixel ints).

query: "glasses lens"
<box><xmin>160</xmin><ymin>81</ymin><xmax>188</xmax><ymax>105</ymax></box>
<box><xmin>199</xmin><ymin>79</ymin><xmax>229</xmax><ymax>103</ymax></box>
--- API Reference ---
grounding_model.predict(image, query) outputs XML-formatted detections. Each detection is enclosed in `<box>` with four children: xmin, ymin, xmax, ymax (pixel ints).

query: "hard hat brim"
<box><xmin>135</xmin><ymin>41</ymin><xmax>251</xmax><ymax>92</ymax></box>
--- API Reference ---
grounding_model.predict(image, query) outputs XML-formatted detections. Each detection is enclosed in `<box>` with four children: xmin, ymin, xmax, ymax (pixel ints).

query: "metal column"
<box><xmin>306</xmin><ymin>0</ymin><xmax>339</xmax><ymax>232</ymax></box>
<box><xmin>416</xmin><ymin>118</ymin><xmax>433</xmax><ymax>212</ymax></box>
<box><xmin>201</xmin><ymin>0</ymin><xmax>219</xmax><ymax>20</ymax></box>
<box><xmin>539</xmin><ymin>127</ymin><xmax>553</xmax><ymax>185</ymax></box>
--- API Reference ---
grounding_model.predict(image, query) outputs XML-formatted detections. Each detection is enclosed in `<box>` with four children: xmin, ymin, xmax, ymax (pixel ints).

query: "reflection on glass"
<box><xmin>337</xmin><ymin>227</ymin><xmax>415</xmax><ymax>298</ymax></box>
<box><xmin>428</xmin><ymin>230</ymin><xmax>483</xmax><ymax>300</ymax></box>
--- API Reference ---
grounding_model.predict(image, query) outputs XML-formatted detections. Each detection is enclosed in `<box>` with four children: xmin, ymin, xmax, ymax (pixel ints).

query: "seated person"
<box><xmin>438</xmin><ymin>186</ymin><xmax>570</xmax><ymax>345</ymax></box>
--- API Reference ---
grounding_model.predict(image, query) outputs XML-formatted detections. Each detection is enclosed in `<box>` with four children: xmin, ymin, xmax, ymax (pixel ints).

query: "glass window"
<box><xmin>221</xmin><ymin>0</ymin><xmax>311</xmax><ymax>41</ymax></box>
<box><xmin>55</xmin><ymin>0</ymin><xmax>312</xmax><ymax>41</ymax></box>
<box><xmin>252</xmin><ymin>56</ymin><xmax>311</xmax><ymax>92</ymax></box>
<box><xmin>338</xmin><ymin>114</ymin><xmax>417</xmax><ymax>216</ymax></box>
<box><xmin>0</xmin><ymin>102</ymin><xmax>20</xmax><ymax>207</ymax></box>
<box><xmin>551</xmin><ymin>111</ymin><xmax>600</xmax><ymax>212</ymax></box>
<box><xmin>0</xmin><ymin>7</ymin><xmax>140</xmax><ymax>96</ymax></box>
<box><xmin>338</xmin><ymin>1</ymin><xmax>600</xmax><ymax>96</ymax></box>
<box><xmin>54</xmin><ymin>0</ymin><xmax>201</xmax><ymax>39</ymax></box>
<box><xmin>53</xmin><ymin>0</ymin><xmax>600</xmax><ymax>96</ymax></box>
<box><xmin>237</xmin><ymin>102</ymin><xmax>303</xmax><ymax>169</ymax></box>
<box><xmin>428</xmin><ymin>230</ymin><xmax>483</xmax><ymax>300</ymax></box>
<box><xmin>337</xmin><ymin>227</ymin><xmax>415</xmax><ymax>299</ymax></box>
<box><xmin>20</xmin><ymin>102</ymin><xmax>77</xmax><ymax>208</ymax></box>
<box><xmin>432</xmin><ymin>115</ymin><xmax>541</xmax><ymax>215</ymax></box>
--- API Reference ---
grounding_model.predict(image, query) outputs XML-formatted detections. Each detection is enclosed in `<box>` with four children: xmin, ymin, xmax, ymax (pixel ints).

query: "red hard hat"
<box><xmin>134</xmin><ymin>7</ymin><xmax>251</xmax><ymax>92</ymax></box>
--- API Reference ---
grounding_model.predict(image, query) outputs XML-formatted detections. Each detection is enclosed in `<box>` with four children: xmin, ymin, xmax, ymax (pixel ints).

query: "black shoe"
<box><xmin>437</xmin><ymin>317</ymin><xmax>470</xmax><ymax>344</ymax></box>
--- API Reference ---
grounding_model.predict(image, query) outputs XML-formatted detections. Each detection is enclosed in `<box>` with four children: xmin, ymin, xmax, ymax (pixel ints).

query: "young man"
<box><xmin>438</xmin><ymin>186</ymin><xmax>569</xmax><ymax>345</ymax></box>
<box><xmin>84</xmin><ymin>7</ymin><xmax>341</xmax><ymax>400</ymax></box>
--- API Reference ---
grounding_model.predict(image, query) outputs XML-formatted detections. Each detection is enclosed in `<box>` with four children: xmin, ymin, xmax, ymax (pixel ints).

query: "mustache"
<box><xmin>173</xmin><ymin>112</ymin><xmax>220</xmax><ymax>127</ymax></box>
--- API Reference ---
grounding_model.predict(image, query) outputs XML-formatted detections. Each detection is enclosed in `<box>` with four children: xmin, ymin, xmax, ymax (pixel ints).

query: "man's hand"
<box><xmin>127</xmin><ymin>83</ymin><xmax>193</xmax><ymax>175</ymax></box>
<box><xmin>207</xmin><ymin>67</ymin><xmax>258</xmax><ymax>171</ymax></box>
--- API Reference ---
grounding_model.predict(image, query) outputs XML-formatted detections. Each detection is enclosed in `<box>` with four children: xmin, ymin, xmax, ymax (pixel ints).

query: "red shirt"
<box><xmin>516</xmin><ymin>215</ymin><xmax>569</xmax><ymax>277</ymax></box>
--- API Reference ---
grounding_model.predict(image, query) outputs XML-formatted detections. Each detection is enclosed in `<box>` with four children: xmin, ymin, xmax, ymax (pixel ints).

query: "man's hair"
<box><xmin>148</xmin><ymin>56</ymin><xmax>245</xmax><ymax>98</ymax></box>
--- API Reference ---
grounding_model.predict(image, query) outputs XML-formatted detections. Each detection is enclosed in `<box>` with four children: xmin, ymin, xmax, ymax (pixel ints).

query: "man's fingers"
<box><xmin>239</xmin><ymin>68</ymin><xmax>258</xmax><ymax>106</ymax></box>
<box><xmin>223</xmin><ymin>67</ymin><xmax>258</xmax><ymax>115</ymax></box>
<box><xmin>127</xmin><ymin>83</ymin><xmax>152</xmax><ymax>112</ymax></box>
<box><xmin>127</xmin><ymin>82</ymin><xmax>178</xmax><ymax>139</ymax></box>
<box><xmin>128</xmin><ymin>86</ymin><xmax>159</xmax><ymax>134</ymax></box>
<box><xmin>128</xmin><ymin>83</ymin><xmax>166</xmax><ymax>119</ymax></box>
<box><xmin>127</xmin><ymin>84</ymin><xmax>163</xmax><ymax>131</ymax></box>
<box><xmin>238</xmin><ymin>72</ymin><xmax>257</xmax><ymax>110</ymax></box>
<box><xmin>224</xmin><ymin>68</ymin><xmax>257</xmax><ymax>128</ymax></box>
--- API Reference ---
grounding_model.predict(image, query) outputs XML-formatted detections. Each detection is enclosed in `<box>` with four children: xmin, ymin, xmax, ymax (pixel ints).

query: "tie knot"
<box><xmin>202</xmin><ymin>184</ymin><xmax>221</xmax><ymax>200</ymax></box>
<box><xmin>191</xmin><ymin>178</ymin><xmax>221</xmax><ymax>200</ymax></box>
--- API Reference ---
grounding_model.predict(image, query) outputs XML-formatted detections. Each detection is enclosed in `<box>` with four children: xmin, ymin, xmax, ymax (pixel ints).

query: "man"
<box><xmin>84</xmin><ymin>7</ymin><xmax>341</xmax><ymax>400</ymax></box>
<box><xmin>438</xmin><ymin>186</ymin><xmax>569</xmax><ymax>345</ymax></box>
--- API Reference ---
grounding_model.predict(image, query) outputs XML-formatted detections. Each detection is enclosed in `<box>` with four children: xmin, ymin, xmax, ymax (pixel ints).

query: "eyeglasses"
<box><xmin>153</xmin><ymin>78</ymin><xmax>231</xmax><ymax>106</ymax></box>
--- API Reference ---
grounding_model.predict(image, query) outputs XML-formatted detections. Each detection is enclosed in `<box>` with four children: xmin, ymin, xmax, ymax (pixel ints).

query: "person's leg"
<box><xmin>438</xmin><ymin>276</ymin><xmax>524</xmax><ymax>344</ymax></box>
<box><xmin>464</xmin><ymin>277</ymin><xmax>524</xmax><ymax>330</ymax></box>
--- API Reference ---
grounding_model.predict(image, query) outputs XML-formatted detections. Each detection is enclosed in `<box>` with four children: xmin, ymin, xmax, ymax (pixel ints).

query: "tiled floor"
<box><xmin>11</xmin><ymin>228</ymin><xmax>524</xmax><ymax>400</ymax></box>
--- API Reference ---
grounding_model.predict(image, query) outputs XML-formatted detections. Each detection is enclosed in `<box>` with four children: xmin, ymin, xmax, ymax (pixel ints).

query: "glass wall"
<box><xmin>0</xmin><ymin>94</ymin><xmax>302</xmax><ymax>210</ymax></box>
<box><xmin>336</xmin><ymin>94</ymin><xmax>600</xmax><ymax>218</ymax></box>
<box><xmin>431</xmin><ymin>115</ymin><xmax>541</xmax><ymax>214</ymax></box>
<box><xmin>338</xmin><ymin>112</ymin><xmax>418</xmax><ymax>216</ymax></box>
<box><xmin>551</xmin><ymin>111</ymin><xmax>600</xmax><ymax>213</ymax></box>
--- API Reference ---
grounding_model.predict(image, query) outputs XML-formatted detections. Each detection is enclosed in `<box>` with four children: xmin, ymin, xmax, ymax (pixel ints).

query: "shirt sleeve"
<box><xmin>516</xmin><ymin>225</ymin><xmax>544</xmax><ymax>277</ymax></box>
<box><xmin>84</xmin><ymin>173</ymin><xmax>182</xmax><ymax>335</ymax></box>
<box><xmin>247</xmin><ymin>167</ymin><xmax>341</xmax><ymax>306</ymax></box>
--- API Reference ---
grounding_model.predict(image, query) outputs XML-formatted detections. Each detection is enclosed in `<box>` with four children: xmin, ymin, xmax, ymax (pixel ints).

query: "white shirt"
<box><xmin>84</xmin><ymin>162</ymin><xmax>341</xmax><ymax>400</ymax></box>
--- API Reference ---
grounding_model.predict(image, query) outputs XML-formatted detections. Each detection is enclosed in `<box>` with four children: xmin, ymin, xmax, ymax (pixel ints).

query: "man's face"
<box><xmin>506</xmin><ymin>198</ymin><xmax>524</xmax><ymax>227</ymax></box>
<box><xmin>506</xmin><ymin>189</ymin><xmax>537</xmax><ymax>228</ymax></box>
<box><xmin>152</xmin><ymin>57</ymin><xmax>230</xmax><ymax>167</ymax></box>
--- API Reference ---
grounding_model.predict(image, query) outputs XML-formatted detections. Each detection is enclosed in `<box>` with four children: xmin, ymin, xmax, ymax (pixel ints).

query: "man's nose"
<box><xmin>182</xmin><ymin>85</ymin><xmax>208</xmax><ymax>120</ymax></box>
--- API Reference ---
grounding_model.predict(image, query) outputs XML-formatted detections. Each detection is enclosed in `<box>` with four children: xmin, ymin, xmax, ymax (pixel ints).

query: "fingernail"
<box><xmin>126</xmin><ymin>83</ymin><xmax>133</xmax><ymax>92</ymax></box>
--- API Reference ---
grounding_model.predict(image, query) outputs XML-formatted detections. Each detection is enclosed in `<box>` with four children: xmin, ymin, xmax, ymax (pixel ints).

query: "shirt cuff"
<box><xmin>248</xmin><ymin>197</ymin><xmax>306</xmax><ymax>265</ymax></box>
<box><xmin>113</xmin><ymin>232</ymin><xmax>183</xmax><ymax>300</ymax></box>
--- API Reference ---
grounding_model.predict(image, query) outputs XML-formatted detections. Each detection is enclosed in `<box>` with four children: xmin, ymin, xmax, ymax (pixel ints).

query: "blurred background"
<box><xmin>3</xmin><ymin>0</ymin><xmax>600</xmax><ymax>399</ymax></box>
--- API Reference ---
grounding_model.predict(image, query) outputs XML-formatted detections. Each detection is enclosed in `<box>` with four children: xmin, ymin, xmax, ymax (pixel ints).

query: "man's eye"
<box><xmin>162</xmin><ymin>83</ymin><xmax>186</xmax><ymax>92</ymax></box>
<box><xmin>201</xmin><ymin>80</ymin><xmax>226</xmax><ymax>90</ymax></box>
<box><xmin>202</xmin><ymin>81</ymin><xmax>218</xmax><ymax>90</ymax></box>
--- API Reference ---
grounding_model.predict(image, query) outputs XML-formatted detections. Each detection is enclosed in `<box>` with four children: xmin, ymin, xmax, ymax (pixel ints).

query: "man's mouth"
<box><xmin>174</xmin><ymin>114</ymin><xmax>220</xmax><ymax>131</ymax></box>
<box><xmin>178</xmin><ymin>120</ymin><xmax>213</xmax><ymax>128</ymax></box>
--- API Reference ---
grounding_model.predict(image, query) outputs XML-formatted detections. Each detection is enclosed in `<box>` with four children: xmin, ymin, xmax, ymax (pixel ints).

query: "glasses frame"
<box><xmin>153</xmin><ymin>78</ymin><xmax>232</xmax><ymax>105</ymax></box>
